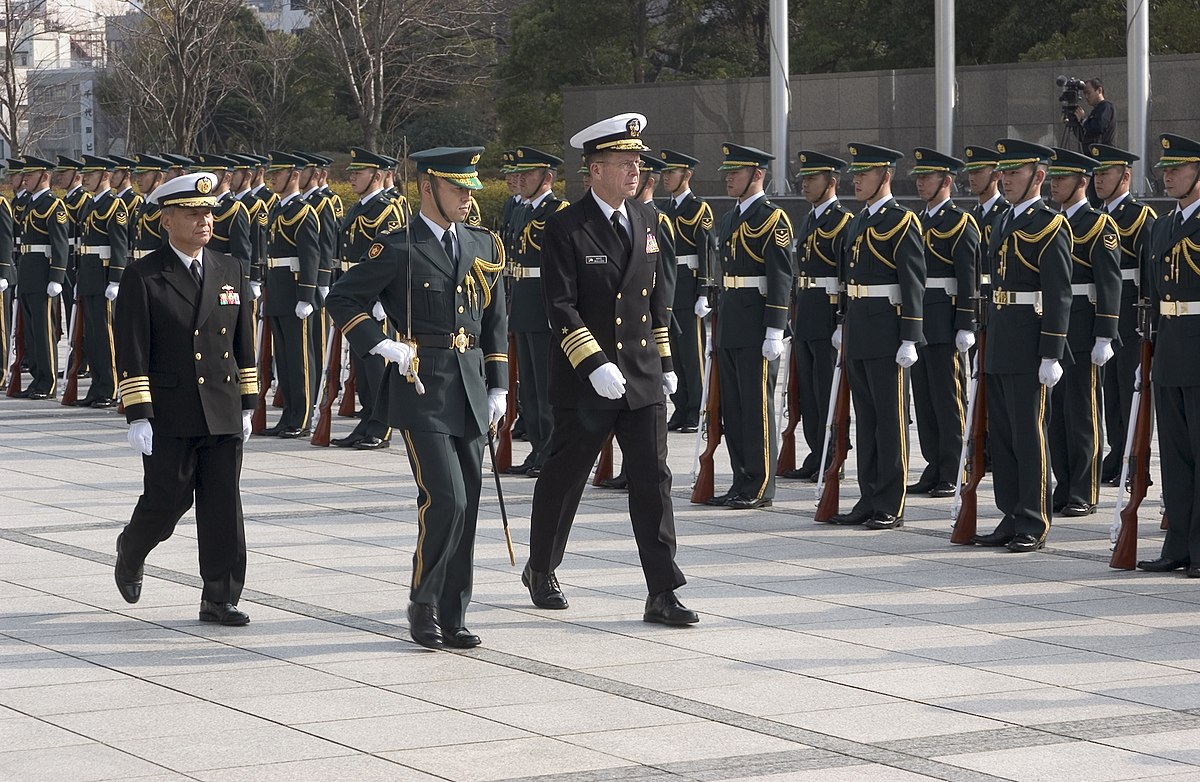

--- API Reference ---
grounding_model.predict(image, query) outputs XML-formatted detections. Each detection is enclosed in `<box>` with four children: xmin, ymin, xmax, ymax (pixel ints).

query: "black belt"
<box><xmin>414</xmin><ymin>331</ymin><xmax>479</xmax><ymax>352</ymax></box>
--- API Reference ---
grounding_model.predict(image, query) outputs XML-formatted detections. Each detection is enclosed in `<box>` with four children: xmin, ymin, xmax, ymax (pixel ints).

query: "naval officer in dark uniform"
<box><xmin>326</xmin><ymin>147</ymin><xmax>508</xmax><ymax>648</ymax></box>
<box><xmin>112</xmin><ymin>173</ymin><xmax>257</xmax><ymax>625</ymax></box>
<box><xmin>521</xmin><ymin>113</ymin><xmax>696</xmax><ymax>626</ymax></box>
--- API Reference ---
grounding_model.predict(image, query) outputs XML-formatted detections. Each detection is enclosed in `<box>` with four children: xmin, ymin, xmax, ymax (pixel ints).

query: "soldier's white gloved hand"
<box><xmin>762</xmin><ymin>327</ymin><xmax>785</xmax><ymax>361</ymax></box>
<box><xmin>318</xmin><ymin>285</ymin><xmax>330</xmax><ymax>299</ymax></box>
<box><xmin>589</xmin><ymin>362</ymin><xmax>627</xmax><ymax>399</ymax></box>
<box><xmin>0</xmin><ymin>278</ymin><xmax>8</xmax><ymax>292</ymax></box>
<box><xmin>1134</xmin><ymin>363</ymin><xmax>1142</xmax><ymax>388</ymax></box>
<box><xmin>1039</xmin><ymin>358</ymin><xmax>1063</xmax><ymax>387</ymax></box>
<box><xmin>294</xmin><ymin>301</ymin><xmax>314</xmax><ymax>319</ymax></box>
<box><xmin>955</xmin><ymin>329</ymin><xmax>975</xmax><ymax>353</ymax></box>
<box><xmin>896</xmin><ymin>340</ymin><xmax>918</xmax><ymax>367</ymax></box>
<box><xmin>104</xmin><ymin>282</ymin><xmax>120</xmax><ymax>301</ymax></box>
<box><xmin>127</xmin><ymin>419</ymin><xmax>153</xmax><ymax>456</ymax></box>
<box><xmin>694</xmin><ymin>295</ymin><xmax>711</xmax><ymax>319</ymax></box>
<box><xmin>241</xmin><ymin>410</ymin><xmax>253</xmax><ymax>443</ymax></box>
<box><xmin>1091</xmin><ymin>337</ymin><xmax>1114</xmax><ymax>366</ymax></box>
<box><xmin>662</xmin><ymin>370</ymin><xmax>678</xmax><ymax>396</ymax></box>
<box><xmin>371</xmin><ymin>301</ymin><xmax>386</xmax><ymax>322</ymax></box>
<box><xmin>250</xmin><ymin>281</ymin><xmax>262</xmax><ymax>300</ymax></box>
<box><xmin>370</xmin><ymin>338</ymin><xmax>414</xmax><ymax>367</ymax></box>
<box><xmin>831</xmin><ymin>324</ymin><xmax>843</xmax><ymax>351</ymax></box>
<box><xmin>46</xmin><ymin>281</ymin><xmax>63</xmax><ymax>298</ymax></box>
<box><xmin>487</xmin><ymin>389</ymin><xmax>506</xmax><ymax>430</ymax></box>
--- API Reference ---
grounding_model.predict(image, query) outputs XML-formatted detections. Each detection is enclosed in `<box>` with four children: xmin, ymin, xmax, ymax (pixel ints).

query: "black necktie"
<box><xmin>442</xmin><ymin>230</ymin><xmax>456</xmax><ymax>263</ymax></box>
<box><xmin>611</xmin><ymin>212</ymin><xmax>632</xmax><ymax>257</ymax></box>
<box><xmin>802</xmin><ymin>210</ymin><xmax>816</xmax><ymax>238</ymax></box>
<box><xmin>190</xmin><ymin>259</ymin><xmax>203</xmax><ymax>288</ymax></box>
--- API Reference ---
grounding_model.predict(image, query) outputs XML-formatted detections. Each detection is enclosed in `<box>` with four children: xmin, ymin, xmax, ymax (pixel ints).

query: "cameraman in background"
<box><xmin>1068</xmin><ymin>78</ymin><xmax>1117</xmax><ymax>147</ymax></box>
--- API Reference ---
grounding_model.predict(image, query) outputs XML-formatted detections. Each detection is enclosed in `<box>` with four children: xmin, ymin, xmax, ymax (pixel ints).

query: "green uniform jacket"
<box><xmin>511</xmin><ymin>192</ymin><xmax>568</xmax><ymax>333</ymax></box>
<box><xmin>17</xmin><ymin>189</ymin><xmax>69</xmax><ymax>289</ymax></box>
<box><xmin>263</xmin><ymin>194</ymin><xmax>320</xmax><ymax>316</ymax></box>
<box><xmin>921</xmin><ymin>201</ymin><xmax>980</xmax><ymax>345</ymax></box>
<box><xmin>76</xmin><ymin>190</ymin><xmax>129</xmax><ymax>295</ymax></box>
<box><xmin>237</xmin><ymin>189</ymin><xmax>270</xmax><ymax>283</ymax></box>
<box><xmin>339</xmin><ymin>190</ymin><xmax>406</xmax><ymax>268</ymax></box>
<box><xmin>0</xmin><ymin>196</ymin><xmax>12</xmax><ymax>284</ymax></box>
<box><xmin>793</xmin><ymin>200</ymin><xmax>851</xmax><ymax>341</ymax></box>
<box><xmin>1149</xmin><ymin>205</ymin><xmax>1200</xmax><ymax>387</ymax></box>
<box><xmin>1065</xmin><ymin>205</ymin><xmax>1122</xmax><ymax>353</ymax></box>
<box><xmin>714</xmin><ymin>194</ymin><xmax>794</xmax><ymax>349</ymax></box>
<box><xmin>209</xmin><ymin>193</ymin><xmax>252</xmax><ymax>283</ymax></box>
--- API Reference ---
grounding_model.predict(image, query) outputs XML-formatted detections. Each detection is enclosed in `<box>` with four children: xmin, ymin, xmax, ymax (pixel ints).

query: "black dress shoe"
<box><xmin>259</xmin><ymin>424</ymin><xmax>286</xmax><ymax>437</ymax></box>
<box><xmin>443</xmin><ymin>627</ymin><xmax>482</xmax><ymax>648</ymax></box>
<box><xmin>825</xmin><ymin>509</ymin><xmax>871</xmax><ymax>526</ymax></box>
<box><xmin>354</xmin><ymin>436</ymin><xmax>389</xmax><ymax>450</ymax></box>
<box><xmin>643</xmin><ymin>590</ymin><xmax>699</xmax><ymax>625</ymax></box>
<box><xmin>11</xmin><ymin>389</ymin><xmax>31</xmax><ymax>398</ymax></box>
<box><xmin>114</xmin><ymin>533</ymin><xmax>143</xmax><ymax>604</ymax></box>
<box><xmin>907</xmin><ymin>478</ymin><xmax>937</xmax><ymax>494</ymax></box>
<box><xmin>1136</xmin><ymin>557</ymin><xmax>1190</xmax><ymax>572</ymax></box>
<box><xmin>1060</xmin><ymin>502</ymin><xmax>1095</xmax><ymax>517</ymax></box>
<box><xmin>863</xmin><ymin>512</ymin><xmax>903</xmax><ymax>530</ymax></box>
<box><xmin>972</xmin><ymin>530</ymin><xmax>1013</xmax><ymax>547</ymax></box>
<box><xmin>1188</xmin><ymin>566</ymin><xmax>1200</xmax><ymax>579</ymax></box>
<box><xmin>705</xmin><ymin>490</ymin><xmax>737</xmax><ymax>507</ymax></box>
<box><xmin>727</xmin><ymin>495</ymin><xmax>772</xmax><ymax>510</ymax></box>
<box><xmin>522</xmin><ymin>564</ymin><xmax>568</xmax><ymax>609</ymax></box>
<box><xmin>407</xmin><ymin>602</ymin><xmax>443</xmax><ymax>648</ymax></box>
<box><xmin>1052</xmin><ymin>503</ymin><xmax>1067</xmax><ymax>514</ymax></box>
<box><xmin>506</xmin><ymin>461</ymin><xmax>532</xmax><ymax>476</ymax></box>
<box><xmin>28</xmin><ymin>392</ymin><xmax>52</xmax><ymax>400</ymax></box>
<box><xmin>525</xmin><ymin>466</ymin><xmax>541</xmax><ymax>478</ymax></box>
<box><xmin>1006</xmin><ymin>533</ymin><xmax>1045</xmax><ymax>553</ymax></box>
<box><xmin>330</xmin><ymin>434</ymin><xmax>364</xmax><ymax>448</ymax></box>
<box><xmin>783</xmin><ymin>465</ymin><xmax>818</xmax><ymax>480</ymax></box>
<box><xmin>666</xmin><ymin>418</ymin><xmax>684</xmax><ymax>431</ymax></box>
<box><xmin>928</xmin><ymin>481</ymin><xmax>957</xmax><ymax>498</ymax></box>
<box><xmin>679</xmin><ymin>423</ymin><xmax>699</xmax><ymax>434</ymax></box>
<box><xmin>599</xmin><ymin>474</ymin><xmax>628</xmax><ymax>490</ymax></box>
<box><xmin>199</xmin><ymin>600</ymin><xmax>250</xmax><ymax>626</ymax></box>
<box><xmin>73</xmin><ymin>398</ymin><xmax>97</xmax><ymax>407</ymax></box>
<box><xmin>278</xmin><ymin>427</ymin><xmax>311</xmax><ymax>439</ymax></box>
<box><xmin>90</xmin><ymin>398</ymin><xmax>116</xmax><ymax>408</ymax></box>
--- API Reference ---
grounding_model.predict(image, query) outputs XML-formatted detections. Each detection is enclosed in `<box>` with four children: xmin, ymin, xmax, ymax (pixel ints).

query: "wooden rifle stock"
<box><xmin>951</xmin><ymin>334</ymin><xmax>988</xmax><ymax>544</ymax></box>
<box><xmin>251</xmin><ymin>319</ymin><xmax>273</xmax><ymax>434</ymax></box>
<box><xmin>593</xmin><ymin>433</ymin><xmax>615</xmax><ymax>485</ymax></box>
<box><xmin>494</xmin><ymin>333</ymin><xmax>517</xmax><ymax>472</ymax></box>
<box><xmin>338</xmin><ymin>358</ymin><xmax>357</xmax><ymax>417</ymax></box>
<box><xmin>311</xmin><ymin>328</ymin><xmax>342</xmax><ymax>446</ymax></box>
<box><xmin>691</xmin><ymin>311</ymin><xmax>721</xmax><ymax>503</ymax></box>
<box><xmin>814</xmin><ymin>363</ymin><xmax>850</xmax><ymax>522</ymax></box>
<box><xmin>60</xmin><ymin>296</ymin><xmax>85</xmax><ymax>406</ymax></box>
<box><xmin>5</xmin><ymin>302</ymin><xmax>23</xmax><ymax>396</ymax></box>
<box><xmin>1110</xmin><ymin>338</ymin><xmax>1154</xmax><ymax>569</ymax></box>
<box><xmin>776</xmin><ymin>348</ymin><xmax>801</xmax><ymax>474</ymax></box>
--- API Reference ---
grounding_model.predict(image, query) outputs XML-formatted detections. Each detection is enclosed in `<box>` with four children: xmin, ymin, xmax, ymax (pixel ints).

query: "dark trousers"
<box><xmin>717</xmin><ymin>346</ymin><xmax>779</xmax><ymax>501</ymax></box>
<box><xmin>18</xmin><ymin>291</ymin><xmax>57</xmax><ymax>396</ymax></box>
<box><xmin>528</xmin><ymin>402</ymin><xmax>684</xmax><ymax>594</ymax></box>
<box><xmin>911</xmin><ymin>343</ymin><xmax>966</xmax><ymax>484</ymax></box>
<box><xmin>121</xmin><ymin>433</ymin><xmax>247</xmax><ymax>603</ymax></box>
<box><xmin>1154</xmin><ymin>384</ymin><xmax>1200</xmax><ymax>563</ymax></box>
<box><xmin>0</xmin><ymin>287</ymin><xmax>11</xmax><ymax>387</ymax></box>
<box><xmin>1103</xmin><ymin>334</ymin><xmax>1139</xmax><ymax>475</ymax></box>
<box><xmin>1050</xmin><ymin>353</ymin><xmax>1102</xmax><ymax>508</ymax></box>
<box><xmin>847</xmin><ymin>356</ymin><xmax>909</xmax><ymax>517</ymax></box>
<box><xmin>987</xmin><ymin>372</ymin><xmax>1053</xmax><ymax>540</ymax></box>
<box><xmin>514</xmin><ymin>330</ymin><xmax>552</xmax><ymax>468</ymax></box>
<box><xmin>795</xmin><ymin>337</ymin><xmax>836</xmax><ymax>471</ymax></box>
<box><xmin>400</xmin><ymin>428</ymin><xmax>484</xmax><ymax>629</ymax></box>
<box><xmin>668</xmin><ymin>310</ymin><xmax>705</xmax><ymax>426</ymax></box>
<box><xmin>269</xmin><ymin>313</ymin><xmax>314</xmax><ymax>430</ymax></box>
<box><xmin>79</xmin><ymin>294</ymin><xmax>116</xmax><ymax>400</ymax></box>
<box><xmin>348</xmin><ymin>349</ymin><xmax>390</xmax><ymax>440</ymax></box>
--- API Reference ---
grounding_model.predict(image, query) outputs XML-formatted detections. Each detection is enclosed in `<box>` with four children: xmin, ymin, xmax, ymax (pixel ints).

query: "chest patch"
<box><xmin>585</xmin><ymin>255</ymin><xmax>607</xmax><ymax>265</ymax></box>
<box><xmin>218</xmin><ymin>284</ymin><xmax>240</xmax><ymax>306</ymax></box>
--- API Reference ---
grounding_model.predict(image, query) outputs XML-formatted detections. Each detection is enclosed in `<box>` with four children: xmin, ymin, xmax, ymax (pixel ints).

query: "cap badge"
<box><xmin>1163</xmin><ymin>137</ymin><xmax>1171</xmax><ymax>149</ymax></box>
<box><xmin>849</xmin><ymin>146</ymin><xmax>858</xmax><ymax>156</ymax></box>
<box><xmin>997</xmin><ymin>143</ymin><xmax>1007</xmax><ymax>153</ymax></box>
<box><xmin>627</xmin><ymin>118</ymin><xmax>641</xmax><ymax>137</ymax></box>
<box><xmin>196</xmin><ymin>177</ymin><xmax>212</xmax><ymax>194</ymax></box>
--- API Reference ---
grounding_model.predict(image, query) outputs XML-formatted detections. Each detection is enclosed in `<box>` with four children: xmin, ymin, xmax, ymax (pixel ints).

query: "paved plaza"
<box><xmin>3</xmin><ymin>383</ymin><xmax>1200</xmax><ymax>782</ymax></box>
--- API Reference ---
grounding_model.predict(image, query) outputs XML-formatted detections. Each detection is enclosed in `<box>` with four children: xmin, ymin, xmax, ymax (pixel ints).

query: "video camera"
<box><xmin>1057</xmin><ymin>75</ymin><xmax>1086</xmax><ymax>120</ymax></box>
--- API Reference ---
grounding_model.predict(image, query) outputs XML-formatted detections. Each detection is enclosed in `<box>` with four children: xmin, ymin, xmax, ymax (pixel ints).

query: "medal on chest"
<box><xmin>645</xmin><ymin>228</ymin><xmax>659</xmax><ymax>254</ymax></box>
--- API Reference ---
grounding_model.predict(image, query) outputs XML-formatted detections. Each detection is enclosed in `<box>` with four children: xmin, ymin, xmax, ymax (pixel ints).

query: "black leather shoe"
<box><xmin>443</xmin><ymin>627</ymin><xmax>481</xmax><ymax>648</ymax></box>
<box><xmin>1052</xmin><ymin>503</ymin><xmax>1067</xmax><ymax>514</ymax></box>
<box><xmin>506</xmin><ymin>461</ymin><xmax>532</xmax><ymax>475</ymax></box>
<box><xmin>354</xmin><ymin>436</ymin><xmax>389</xmax><ymax>450</ymax></box>
<box><xmin>907</xmin><ymin>478</ymin><xmax>936</xmax><ymax>494</ymax></box>
<box><xmin>727</xmin><ymin>495</ymin><xmax>772</xmax><ymax>510</ymax></box>
<box><xmin>705</xmin><ymin>490</ymin><xmax>738</xmax><ymax>507</ymax></box>
<box><xmin>826</xmin><ymin>509</ymin><xmax>871</xmax><ymax>526</ymax></box>
<box><xmin>643</xmin><ymin>590</ymin><xmax>699</xmax><ymax>625</ymax></box>
<box><xmin>1188</xmin><ymin>566</ymin><xmax>1200</xmax><ymax>579</ymax></box>
<box><xmin>73</xmin><ymin>398</ymin><xmax>97</xmax><ymax>407</ymax></box>
<box><xmin>89</xmin><ymin>397</ymin><xmax>115</xmax><ymax>408</ymax></box>
<box><xmin>598</xmin><ymin>474</ymin><xmax>628</xmax><ymax>490</ymax></box>
<box><xmin>863</xmin><ymin>512</ymin><xmax>903</xmax><ymax>529</ymax></box>
<box><xmin>782</xmin><ymin>465</ymin><xmax>818</xmax><ymax>480</ymax></box>
<box><xmin>278</xmin><ymin>427</ymin><xmax>311</xmax><ymax>439</ymax></box>
<box><xmin>522</xmin><ymin>564</ymin><xmax>568</xmax><ymax>609</ymax></box>
<box><xmin>114</xmin><ymin>533</ymin><xmax>143</xmax><ymax>604</ymax></box>
<box><xmin>1006</xmin><ymin>533</ymin><xmax>1045</xmax><ymax>553</ymax></box>
<box><xmin>199</xmin><ymin>600</ymin><xmax>250</xmax><ymax>626</ymax></box>
<box><xmin>928</xmin><ymin>481</ymin><xmax>957</xmax><ymax>498</ymax></box>
<box><xmin>1136</xmin><ymin>557</ymin><xmax>1190</xmax><ymax>572</ymax></box>
<box><xmin>678</xmin><ymin>423</ymin><xmax>699</xmax><ymax>434</ymax></box>
<box><xmin>526</xmin><ymin>466</ymin><xmax>542</xmax><ymax>478</ymax></box>
<box><xmin>407</xmin><ymin>602</ymin><xmax>443</xmax><ymax>648</ymax></box>
<box><xmin>28</xmin><ymin>392</ymin><xmax>52</xmax><ymax>400</ymax></box>
<box><xmin>1060</xmin><ymin>502</ymin><xmax>1095</xmax><ymax>517</ymax></box>
<box><xmin>972</xmin><ymin>530</ymin><xmax>1013</xmax><ymax>547</ymax></box>
<box><xmin>259</xmin><ymin>424</ymin><xmax>286</xmax><ymax>437</ymax></box>
<box><xmin>11</xmin><ymin>389</ymin><xmax>31</xmax><ymax>398</ymax></box>
<box><xmin>330</xmin><ymin>434</ymin><xmax>364</xmax><ymax>448</ymax></box>
<box><xmin>666</xmin><ymin>417</ymin><xmax>685</xmax><ymax>431</ymax></box>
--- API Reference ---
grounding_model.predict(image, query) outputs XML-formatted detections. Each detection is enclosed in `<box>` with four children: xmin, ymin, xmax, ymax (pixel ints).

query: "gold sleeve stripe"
<box><xmin>118</xmin><ymin>376</ymin><xmax>150</xmax><ymax>392</ymax></box>
<box><xmin>122</xmin><ymin>391</ymin><xmax>152</xmax><ymax>406</ymax></box>
<box><xmin>239</xmin><ymin>380</ymin><xmax>259</xmax><ymax>395</ymax></box>
<box><xmin>343</xmin><ymin>313</ymin><xmax>372</xmax><ymax>333</ymax></box>
<box><xmin>238</xmin><ymin>368</ymin><xmax>257</xmax><ymax>381</ymax></box>
<box><xmin>561</xmin><ymin>327</ymin><xmax>603</xmax><ymax>368</ymax></box>
<box><xmin>484</xmin><ymin>353</ymin><xmax>508</xmax><ymax>362</ymax></box>
<box><xmin>657</xmin><ymin>339</ymin><xmax>671</xmax><ymax>358</ymax></box>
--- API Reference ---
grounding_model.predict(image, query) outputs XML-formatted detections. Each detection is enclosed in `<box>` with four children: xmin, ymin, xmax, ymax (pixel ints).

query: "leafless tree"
<box><xmin>0</xmin><ymin>0</ymin><xmax>74</xmax><ymax>156</ymax></box>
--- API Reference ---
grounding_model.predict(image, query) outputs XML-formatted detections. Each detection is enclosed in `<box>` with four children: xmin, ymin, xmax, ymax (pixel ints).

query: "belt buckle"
<box><xmin>1162</xmin><ymin>301</ymin><xmax>1176</xmax><ymax>316</ymax></box>
<box><xmin>452</xmin><ymin>330</ymin><xmax>470</xmax><ymax>353</ymax></box>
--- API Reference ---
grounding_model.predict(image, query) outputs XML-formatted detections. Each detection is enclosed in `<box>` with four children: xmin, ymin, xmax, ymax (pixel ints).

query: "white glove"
<box><xmin>1091</xmin><ymin>337</ymin><xmax>1114</xmax><ymax>366</ymax></box>
<box><xmin>250</xmin><ymin>281</ymin><xmax>262</xmax><ymax>300</ymax></box>
<box><xmin>47</xmin><ymin>281</ymin><xmax>63</xmax><ymax>298</ymax></box>
<box><xmin>762</xmin><ymin>327</ymin><xmax>785</xmax><ymax>361</ymax></box>
<box><xmin>694</xmin><ymin>295</ymin><xmax>711</xmax><ymax>319</ymax></box>
<box><xmin>127</xmin><ymin>419</ymin><xmax>153</xmax><ymax>456</ymax></box>
<box><xmin>370</xmin><ymin>338</ymin><xmax>414</xmax><ymax>367</ymax></box>
<box><xmin>0</xmin><ymin>278</ymin><xmax>7</xmax><ymax>292</ymax></box>
<box><xmin>1134</xmin><ymin>363</ymin><xmax>1142</xmax><ymax>388</ymax></box>
<box><xmin>896</xmin><ymin>340</ymin><xmax>918</xmax><ymax>368</ymax></box>
<box><xmin>831</xmin><ymin>324</ymin><xmax>843</xmax><ymax>351</ymax></box>
<box><xmin>371</xmin><ymin>301</ymin><xmax>387</xmax><ymax>321</ymax></box>
<box><xmin>318</xmin><ymin>285</ymin><xmax>330</xmax><ymax>299</ymax></box>
<box><xmin>241</xmin><ymin>410</ymin><xmax>252</xmax><ymax>443</ymax></box>
<box><xmin>588</xmin><ymin>362</ymin><xmax>627</xmax><ymax>400</ymax></box>
<box><xmin>1039</xmin><ymin>358</ymin><xmax>1063</xmax><ymax>387</ymax></box>
<box><xmin>662</xmin><ymin>370</ymin><xmax>678</xmax><ymax>396</ymax></box>
<box><xmin>295</xmin><ymin>301</ymin><xmax>314</xmax><ymax>319</ymax></box>
<box><xmin>104</xmin><ymin>282</ymin><xmax>120</xmax><ymax>301</ymax></box>
<box><xmin>955</xmin><ymin>329</ymin><xmax>975</xmax><ymax>353</ymax></box>
<box><xmin>487</xmin><ymin>389</ymin><xmax>506</xmax><ymax>430</ymax></box>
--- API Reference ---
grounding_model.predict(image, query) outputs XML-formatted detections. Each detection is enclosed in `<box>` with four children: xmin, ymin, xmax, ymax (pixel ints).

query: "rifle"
<box><xmin>776</xmin><ymin>339</ymin><xmax>800</xmax><ymax>474</ymax></box>
<box><xmin>950</xmin><ymin>338</ymin><xmax>987</xmax><ymax>544</ymax></box>
<box><xmin>1110</xmin><ymin>303</ymin><xmax>1155</xmax><ymax>569</ymax></box>
<box><xmin>814</xmin><ymin>341</ymin><xmax>849</xmax><ymax>522</ymax></box>
<box><xmin>251</xmin><ymin>317</ymin><xmax>273</xmax><ymax>434</ymax></box>
<box><xmin>691</xmin><ymin>310</ymin><xmax>721</xmax><ymax>504</ymax></box>
<box><xmin>494</xmin><ymin>333</ymin><xmax>518</xmax><ymax>472</ymax></box>
<box><xmin>311</xmin><ymin>325</ymin><xmax>342</xmax><ymax>446</ymax></box>
<box><xmin>6</xmin><ymin>299</ymin><xmax>24</xmax><ymax>397</ymax></box>
<box><xmin>60</xmin><ymin>295</ymin><xmax>84</xmax><ymax>406</ymax></box>
<box><xmin>337</xmin><ymin>356</ymin><xmax>357</xmax><ymax>417</ymax></box>
<box><xmin>593</xmin><ymin>433</ymin><xmax>615</xmax><ymax>486</ymax></box>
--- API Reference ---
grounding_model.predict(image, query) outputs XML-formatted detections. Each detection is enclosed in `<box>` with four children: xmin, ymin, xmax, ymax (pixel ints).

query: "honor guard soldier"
<box><xmin>0</xmin><ymin>166</ymin><xmax>12</xmax><ymax>385</ymax></box>
<box><xmin>112</xmin><ymin>173</ymin><xmax>258</xmax><ymax>626</ymax></box>
<box><xmin>326</xmin><ymin>147</ymin><xmax>508</xmax><ymax>648</ymax></box>
<box><xmin>500</xmin><ymin>150</ymin><xmax>521</xmax><ymax>237</ymax></box>
<box><xmin>55</xmin><ymin>156</ymin><xmax>88</xmax><ymax>328</ymax></box>
<box><xmin>108</xmin><ymin>155</ymin><xmax>142</xmax><ymax>251</ymax></box>
<box><xmin>1137</xmin><ymin>134</ymin><xmax>1200</xmax><ymax>575</ymax></box>
<box><xmin>72</xmin><ymin>155</ymin><xmax>129</xmax><ymax>408</ymax></box>
<box><xmin>260</xmin><ymin>150</ymin><xmax>321</xmax><ymax>438</ymax></box>
<box><xmin>784</xmin><ymin>150</ymin><xmax>852</xmax><ymax>480</ymax></box>
<box><xmin>908</xmin><ymin>148</ymin><xmax>980</xmax><ymax>497</ymax></box>
<box><xmin>659</xmin><ymin>149</ymin><xmax>713</xmax><ymax>433</ymax></box>
<box><xmin>329</xmin><ymin>146</ymin><xmax>408</xmax><ymax>450</ymax></box>
<box><xmin>296</xmin><ymin>153</ymin><xmax>337</xmax><ymax>368</ymax></box>
<box><xmin>132</xmin><ymin>154</ymin><xmax>170</xmax><ymax>260</ymax></box>
<box><xmin>971</xmin><ymin>139</ymin><xmax>1073</xmax><ymax>552</ymax></box>
<box><xmin>6</xmin><ymin>159</ymin><xmax>27</xmax><ymax>378</ymax></box>
<box><xmin>195</xmin><ymin>154</ymin><xmax>252</xmax><ymax>285</ymax></box>
<box><xmin>14</xmin><ymin>156</ymin><xmax>70</xmax><ymax>400</ymax></box>
<box><xmin>507</xmin><ymin>146</ymin><xmax>568</xmax><ymax>477</ymax></box>
<box><xmin>229</xmin><ymin>154</ymin><xmax>270</xmax><ymax>301</ymax></box>
<box><xmin>161</xmin><ymin>153</ymin><xmax>193</xmax><ymax>180</ymax></box>
<box><xmin>1089</xmin><ymin>144</ymin><xmax>1158</xmax><ymax>484</ymax></box>
<box><xmin>703</xmin><ymin>143</ymin><xmax>794</xmax><ymax>510</ymax></box>
<box><xmin>1046</xmin><ymin>148</ymin><xmax>1121</xmax><ymax>517</ymax></box>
